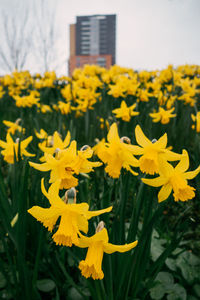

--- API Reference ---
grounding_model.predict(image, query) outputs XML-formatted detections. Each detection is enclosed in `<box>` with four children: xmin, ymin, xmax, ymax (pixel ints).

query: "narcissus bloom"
<box><xmin>78</xmin><ymin>223</ymin><xmax>138</xmax><ymax>280</ymax></box>
<box><xmin>3</xmin><ymin>119</ymin><xmax>25</xmax><ymax>135</ymax></box>
<box><xmin>112</xmin><ymin>100</ymin><xmax>139</xmax><ymax>122</ymax></box>
<box><xmin>149</xmin><ymin>107</ymin><xmax>176</xmax><ymax>124</ymax></box>
<box><xmin>28</xmin><ymin>180</ymin><xmax>112</xmax><ymax>247</ymax></box>
<box><xmin>131</xmin><ymin>125</ymin><xmax>182</xmax><ymax>175</ymax></box>
<box><xmin>191</xmin><ymin>112</ymin><xmax>200</xmax><ymax>133</ymax></box>
<box><xmin>0</xmin><ymin>133</ymin><xmax>35</xmax><ymax>164</ymax></box>
<box><xmin>35</xmin><ymin>129</ymin><xmax>48</xmax><ymax>140</ymax></box>
<box><xmin>94</xmin><ymin>123</ymin><xmax>139</xmax><ymax>178</ymax></box>
<box><xmin>29</xmin><ymin>141</ymin><xmax>101</xmax><ymax>189</ymax></box>
<box><xmin>39</xmin><ymin>131</ymin><xmax>71</xmax><ymax>156</ymax></box>
<box><xmin>142</xmin><ymin>150</ymin><xmax>200</xmax><ymax>202</ymax></box>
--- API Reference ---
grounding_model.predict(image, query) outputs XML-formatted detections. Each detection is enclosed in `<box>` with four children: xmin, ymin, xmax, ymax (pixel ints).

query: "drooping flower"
<box><xmin>94</xmin><ymin>123</ymin><xmax>139</xmax><ymax>178</ymax></box>
<box><xmin>149</xmin><ymin>107</ymin><xmax>176</xmax><ymax>124</ymax></box>
<box><xmin>130</xmin><ymin>125</ymin><xmax>183</xmax><ymax>175</ymax></box>
<box><xmin>78</xmin><ymin>222</ymin><xmax>138</xmax><ymax>280</ymax></box>
<box><xmin>0</xmin><ymin>133</ymin><xmax>35</xmax><ymax>164</ymax></box>
<box><xmin>142</xmin><ymin>150</ymin><xmax>200</xmax><ymax>202</ymax></box>
<box><xmin>112</xmin><ymin>100</ymin><xmax>139</xmax><ymax>122</ymax></box>
<box><xmin>28</xmin><ymin>180</ymin><xmax>112</xmax><ymax>247</ymax></box>
<box><xmin>3</xmin><ymin>119</ymin><xmax>25</xmax><ymax>135</ymax></box>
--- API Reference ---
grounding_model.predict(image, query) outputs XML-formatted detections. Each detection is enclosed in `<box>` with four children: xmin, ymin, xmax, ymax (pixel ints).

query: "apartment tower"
<box><xmin>68</xmin><ymin>14</ymin><xmax>116</xmax><ymax>75</ymax></box>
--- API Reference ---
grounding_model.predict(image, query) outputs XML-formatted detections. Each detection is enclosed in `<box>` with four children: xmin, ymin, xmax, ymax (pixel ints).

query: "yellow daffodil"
<box><xmin>191</xmin><ymin>112</ymin><xmax>200</xmax><ymax>132</ymax></box>
<box><xmin>39</xmin><ymin>131</ymin><xmax>71</xmax><ymax>156</ymax></box>
<box><xmin>78</xmin><ymin>222</ymin><xmax>138</xmax><ymax>280</ymax></box>
<box><xmin>40</xmin><ymin>104</ymin><xmax>52</xmax><ymax>113</ymax></box>
<box><xmin>94</xmin><ymin>123</ymin><xmax>139</xmax><ymax>178</ymax></box>
<box><xmin>58</xmin><ymin>101</ymin><xmax>71</xmax><ymax>115</ymax></box>
<box><xmin>13</xmin><ymin>90</ymin><xmax>40</xmax><ymax>108</ymax></box>
<box><xmin>29</xmin><ymin>141</ymin><xmax>101</xmax><ymax>189</ymax></box>
<box><xmin>0</xmin><ymin>133</ymin><xmax>35</xmax><ymax>164</ymax></box>
<box><xmin>108</xmin><ymin>84</ymin><xmax>126</xmax><ymax>98</ymax></box>
<box><xmin>149</xmin><ymin>107</ymin><xmax>176</xmax><ymax>124</ymax></box>
<box><xmin>28</xmin><ymin>180</ymin><xmax>112</xmax><ymax>247</ymax></box>
<box><xmin>35</xmin><ymin>129</ymin><xmax>48</xmax><ymax>140</ymax></box>
<box><xmin>142</xmin><ymin>150</ymin><xmax>200</xmax><ymax>202</ymax></box>
<box><xmin>3</xmin><ymin>119</ymin><xmax>25</xmax><ymax>135</ymax></box>
<box><xmin>131</xmin><ymin>125</ymin><xmax>182</xmax><ymax>175</ymax></box>
<box><xmin>112</xmin><ymin>101</ymin><xmax>139</xmax><ymax>122</ymax></box>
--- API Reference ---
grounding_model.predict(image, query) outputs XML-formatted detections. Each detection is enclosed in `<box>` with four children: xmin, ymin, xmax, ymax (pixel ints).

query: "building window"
<box><xmin>81</xmin><ymin>21</ymin><xmax>90</xmax><ymax>25</ymax></box>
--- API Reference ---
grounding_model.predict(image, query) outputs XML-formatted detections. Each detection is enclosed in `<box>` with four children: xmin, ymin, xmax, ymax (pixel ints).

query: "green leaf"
<box><xmin>193</xmin><ymin>284</ymin><xmax>200</xmax><ymax>298</ymax></box>
<box><xmin>165</xmin><ymin>258</ymin><xmax>177</xmax><ymax>271</ymax></box>
<box><xmin>156</xmin><ymin>272</ymin><xmax>174</xmax><ymax>285</ymax></box>
<box><xmin>0</xmin><ymin>272</ymin><xmax>6</xmax><ymax>289</ymax></box>
<box><xmin>151</xmin><ymin>234</ymin><xmax>165</xmax><ymax>262</ymax></box>
<box><xmin>166</xmin><ymin>284</ymin><xmax>186</xmax><ymax>300</ymax></box>
<box><xmin>68</xmin><ymin>287</ymin><xmax>85</xmax><ymax>300</ymax></box>
<box><xmin>36</xmin><ymin>279</ymin><xmax>56</xmax><ymax>293</ymax></box>
<box><xmin>176</xmin><ymin>251</ymin><xmax>200</xmax><ymax>284</ymax></box>
<box><xmin>150</xmin><ymin>282</ymin><xmax>165</xmax><ymax>300</ymax></box>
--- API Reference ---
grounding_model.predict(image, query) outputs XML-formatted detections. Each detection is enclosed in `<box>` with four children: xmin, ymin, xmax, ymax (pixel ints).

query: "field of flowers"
<box><xmin>0</xmin><ymin>64</ymin><xmax>200</xmax><ymax>300</ymax></box>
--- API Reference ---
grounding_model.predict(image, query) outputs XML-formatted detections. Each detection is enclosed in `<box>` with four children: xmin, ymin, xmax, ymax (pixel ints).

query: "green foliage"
<box><xmin>0</xmin><ymin>66</ymin><xmax>199</xmax><ymax>299</ymax></box>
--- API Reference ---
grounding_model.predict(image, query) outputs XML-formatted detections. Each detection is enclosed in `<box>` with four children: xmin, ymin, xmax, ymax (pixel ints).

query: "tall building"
<box><xmin>68</xmin><ymin>14</ymin><xmax>116</xmax><ymax>75</ymax></box>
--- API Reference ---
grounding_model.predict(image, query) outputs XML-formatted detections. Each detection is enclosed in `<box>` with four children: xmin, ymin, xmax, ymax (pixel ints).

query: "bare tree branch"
<box><xmin>0</xmin><ymin>3</ymin><xmax>33</xmax><ymax>72</ymax></box>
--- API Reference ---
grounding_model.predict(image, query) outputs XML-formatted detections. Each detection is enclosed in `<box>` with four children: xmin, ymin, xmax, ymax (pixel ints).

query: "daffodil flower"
<box><xmin>130</xmin><ymin>125</ymin><xmax>183</xmax><ymax>175</ymax></box>
<box><xmin>112</xmin><ymin>100</ymin><xmax>139</xmax><ymax>122</ymax></box>
<box><xmin>29</xmin><ymin>141</ymin><xmax>101</xmax><ymax>189</ymax></box>
<box><xmin>0</xmin><ymin>133</ymin><xmax>35</xmax><ymax>164</ymax></box>
<box><xmin>142</xmin><ymin>150</ymin><xmax>200</xmax><ymax>202</ymax></box>
<box><xmin>28</xmin><ymin>180</ymin><xmax>112</xmax><ymax>247</ymax></box>
<box><xmin>78</xmin><ymin>224</ymin><xmax>138</xmax><ymax>280</ymax></box>
<box><xmin>3</xmin><ymin>119</ymin><xmax>25</xmax><ymax>135</ymax></box>
<box><xmin>95</xmin><ymin>123</ymin><xmax>139</xmax><ymax>178</ymax></box>
<box><xmin>39</xmin><ymin>131</ymin><xmax>71</xmax><ymax>156</ymax></box>
<box><xmin>35</xmin><ymin>129</ymin><xmax>48</xmax><ymax>140</ymax></box>
<box><xmin>149</xmin><ymin>107</ymin><xmax>176</xmax><ymax>124</ymax></box>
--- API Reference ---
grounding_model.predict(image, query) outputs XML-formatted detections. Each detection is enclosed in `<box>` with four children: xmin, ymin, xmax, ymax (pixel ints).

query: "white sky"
<box><xmin>0</xmin><ymin>0</ymin><xmax>200</xmax><ymax>75</ymax></box>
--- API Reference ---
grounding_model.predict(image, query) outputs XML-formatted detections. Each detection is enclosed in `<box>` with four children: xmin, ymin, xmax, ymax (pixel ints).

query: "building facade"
<box><xmin>68</xmin><ymin>14</ymin><xmax>116</xmax><ymax>76</ymax></box>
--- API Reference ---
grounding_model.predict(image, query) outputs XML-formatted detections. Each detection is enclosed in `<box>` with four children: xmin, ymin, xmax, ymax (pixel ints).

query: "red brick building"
<box><xmin>68</xmin><ymin>15</ymin><xmax>116</xmax><ymax>76</ymax></box>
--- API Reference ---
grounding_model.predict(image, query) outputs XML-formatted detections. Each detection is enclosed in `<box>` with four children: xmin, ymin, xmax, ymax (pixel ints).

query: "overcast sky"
<box><xmin>0</xmin><ymin>0</ymin><xmax>200</xmax><ymax>75</ymax></box>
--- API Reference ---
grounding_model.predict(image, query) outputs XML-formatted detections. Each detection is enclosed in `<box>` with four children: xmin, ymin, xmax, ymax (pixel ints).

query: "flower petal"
<box><xmin>155</xmin><ymin>133</ymin><xmax>167</xmax><ymax>149</ymax></box>
<box><xmin>184</xmin><ymin>166</ymin><xmax>200</xmax><ymax>180</ymax></box>
<box><xmin>142</xmin><ymin>176</ymin><xmax>168</xmax><ymax>187</ymax></box>
<box><xmin>135</xmin><ymin>125</ymin><xmax>151</xmax><ymax>147</ymax></box>
<box><xmin>158</xmin><ymin>183</ymin><xmax>172</xmax><ymax>203</ymax></box>
<box><xmin>107</xmin><ymin>123</ymin><xmax>120</xmax><ymax>143</ymax></box>
<box><xmin>104</xmin><ymin>240</ymin><xmax>138</xmax><ymax>254</ymax></box>
<box><xmin>29</xmin><ymin>161</ymin><xmax>51</xmax><ymax>171</ymax></box>
<box><xmin>28</xmin><ymin>206</ymin><xmax>60</xmax><ymax>231</ymax></box>
<box><xmin>86</xmin><ymin>206</ymin><xmax>112</xmax><ymax>220</ymax></box>
<box><xmin>175</xmin><ymin>150</ymin><xmax>189</xmax><ymax>172</ymax></box>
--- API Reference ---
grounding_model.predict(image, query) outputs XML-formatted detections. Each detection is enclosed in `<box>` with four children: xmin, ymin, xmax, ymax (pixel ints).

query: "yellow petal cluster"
<box><xmin>78</xmin><ymin>227</ymin><xmax>138</xmax><ymax>280</ymax></box>
<box><xmin>149</xmin><ymin>107</ymin><xmax>176</xmax><ymax>124</ymax></box>
<box><xmin>0</xmin><ymin>133</ymin><xmax>35</xmax><ymax>164</ymax></box>
<box><xmin>30</xmin><ymin>133</ymin><xmax>102</xmax><ymax>189</ymax></box>
<box><xmin>28</xmin><ymin>179</ymin><xmax>112</xmax><ymax>247</ymax></box>
<box><xmin>142</xmin><ymin>150</ymin><xmax>200</xmax><ymax>202</ymax></box>
<box><xmin>94</xmin><ymin>123</ymin><xmax>139</xmax><ymax>178</ymax></box>
<box><xmin>112</xmin><ymin>100</ymin><xmax>139</xmax><ymax>122</ymax></box>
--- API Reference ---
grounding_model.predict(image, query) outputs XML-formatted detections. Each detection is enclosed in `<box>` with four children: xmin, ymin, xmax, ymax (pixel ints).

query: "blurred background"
<box><xmin>0</xmin><ymin>0</ymin><xmax>200</xmax><ymax>75</ymax></box>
